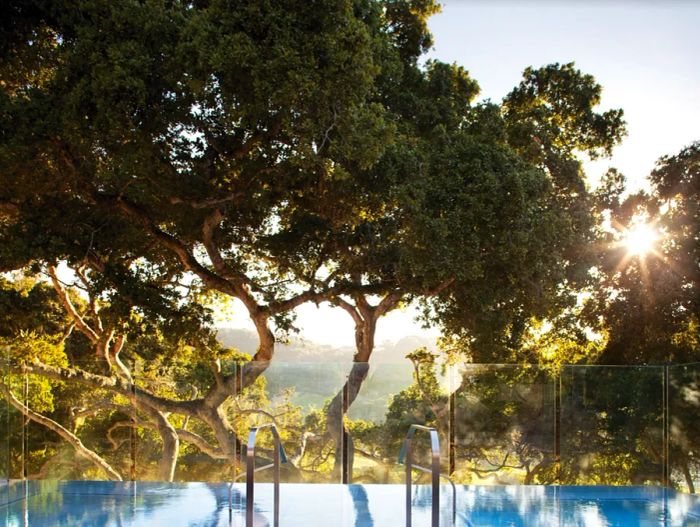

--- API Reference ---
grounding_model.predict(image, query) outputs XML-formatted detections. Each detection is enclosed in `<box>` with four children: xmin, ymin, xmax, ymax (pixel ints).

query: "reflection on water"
<box><xmin>1</xmin><ymin>482</ymin><xmax>700</xmax><ymax>526</ymax></box>
<box><xmin>459</xmin><ymin>486</ymin><xmax>700</xmax><ymax>527</ymax></box>
<box><xmin>349</xmin><ymin>484</ymin><xmax>372</xmax><ymax>527</ymax></box>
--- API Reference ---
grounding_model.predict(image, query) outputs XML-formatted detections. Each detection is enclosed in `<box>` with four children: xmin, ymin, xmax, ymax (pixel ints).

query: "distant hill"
<box><xmin>216</xmin><ymin>328</ymin><xmax>440</xmax><ymax>422</ymax></box>
<box><xmin>215</xmin><ymin>328</ymin><xmax>438</xmax><ymax>363</ymax></box>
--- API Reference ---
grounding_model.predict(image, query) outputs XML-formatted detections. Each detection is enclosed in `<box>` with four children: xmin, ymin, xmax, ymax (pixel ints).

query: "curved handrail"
<box><xmin>399</xmin><ymin>424</ymin><xmax>456</xmax><ymax>527</ymax></box>
<box><xmin>229</xmin><ymin>423</ymin><xmax>287</xmax><ymax>527</ymax></box>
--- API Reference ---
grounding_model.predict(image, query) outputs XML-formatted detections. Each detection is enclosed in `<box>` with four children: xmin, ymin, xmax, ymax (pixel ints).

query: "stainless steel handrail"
<box><xmin>398</xmin><ymin>424</ymin><xmax>456</xmax><ymax>527</ymax></box>
<box><xmin>233</xmin><ymin>423</ymin><xmax>287</xmax><ymax>527</ymax></box>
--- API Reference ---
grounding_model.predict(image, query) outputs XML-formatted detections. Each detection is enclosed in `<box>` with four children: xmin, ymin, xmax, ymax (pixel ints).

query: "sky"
<box><xmin>428</xmin><ymin>1</ymin><xmax>700</xmax><ymax>193</ymax></box>
<box><xmin>224</xmin><ymin>1</ymin><xmax>700</xmax><ymax>348</ymax></box>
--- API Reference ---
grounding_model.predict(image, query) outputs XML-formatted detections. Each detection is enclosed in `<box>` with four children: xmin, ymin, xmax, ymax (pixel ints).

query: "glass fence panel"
<box><xmin>4</xmin><ymin>357</ymin><xmax>699</xmax><ymax>496</ymax></box>
<box><xmin>255</xmin><ymin>361</ymin><xmax>348</xmax><ymax>483</ymax></box>
<box><xmin>452</xmin><ymin>364</ymin><xmax>556</xmax><ymax>484</ymax></box>
<box><xmin>560</xmin><ymin>366</ymin><xmax>664</xmax><ymax>485</ymax></box>
<box><xmin>131</xmin><ymin>361</ymin><xmax>347</xmax><ymax>484</ymax></box>
<box><xmin>1</xmin><ymin>358</ymin><xmax>27</xmax><ymax>513</ymax></box>
<box><xmin>4</xmin><ymin>371</ymin><xmax>24</xmax><ymax>484</ymax></box>
<box><xmin>1</xmin><ymin>354</ymin><xmax>9</xmax><ymax>505</ymax></box>
<box><xmin>345</xmin><ymin>360</ymin><xmax>450</xmax><ymax>483</ymax></box>
<box><xmin>22</xmin><ymin>362</ymin><xmax>133</xmax><ymax>483</ymax></box>
<box><xmin>669</xmin><ymin>363</ymin><xmax>700</xmax><ymax>494</ymax></box>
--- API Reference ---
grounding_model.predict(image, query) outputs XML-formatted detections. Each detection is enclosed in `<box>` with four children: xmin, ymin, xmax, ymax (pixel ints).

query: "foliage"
<box><xmin>0</xmin><ymin>276</ymin><xmax>67</xmax><ymax>337</ymax></box>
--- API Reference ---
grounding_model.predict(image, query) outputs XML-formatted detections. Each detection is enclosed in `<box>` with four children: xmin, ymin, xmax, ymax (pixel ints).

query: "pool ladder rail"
<box><xmin>398</xmin><ymin>424</ymin><xmax>457</xmax><ymax>527</ymax></box>
<box><xmin>229</xmin><ymin>423</ymin><xmax>288</xmax><ymax>527</ymax></box>
<box><xmin>233</xmin><ymin>422</ymin><xmax>453</xmax><ymax>527</ymax></box>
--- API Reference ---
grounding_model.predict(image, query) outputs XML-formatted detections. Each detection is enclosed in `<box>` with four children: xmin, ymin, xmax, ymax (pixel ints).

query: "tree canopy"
<box><xmin>1</xmin><ymin>1</ymin><xmax>626</xmax><ymax>357</ymax></box>
<box><xmin>585</xmin><ymin>141</ymin><xmax>699</xmax><ymax>364</ymax></box>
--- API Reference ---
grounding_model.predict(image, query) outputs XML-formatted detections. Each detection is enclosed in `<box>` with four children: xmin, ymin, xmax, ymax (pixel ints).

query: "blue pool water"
<box><xmin>2</xmin><ymin>481</ymin><xmax>700</xmax><ymax>526</ymax></box>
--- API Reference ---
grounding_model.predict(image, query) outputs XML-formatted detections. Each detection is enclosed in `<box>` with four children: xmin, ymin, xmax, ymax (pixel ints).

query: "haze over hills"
<box><xmin>216</xmin><ymin>329</ymin><xmax>440</xmax><ymax>421</ymax></box>
<box><xmin>216</xmin><ymin>328</ymin><xmax>439</xmax><ymax>363</ymax></box>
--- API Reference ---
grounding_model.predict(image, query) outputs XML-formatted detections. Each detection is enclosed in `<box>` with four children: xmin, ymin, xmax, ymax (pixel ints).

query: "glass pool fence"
<box><xmin>1</xmin><ymin>359</ymin><xmax>699</xmax><ymax>507</ymax></box>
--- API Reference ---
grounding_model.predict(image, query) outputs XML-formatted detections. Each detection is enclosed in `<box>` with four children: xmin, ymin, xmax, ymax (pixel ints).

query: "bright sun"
<box><xmin>623</xmin><ymin>222</ymin><xmax>659</xmax><ymax>257</ymax></box>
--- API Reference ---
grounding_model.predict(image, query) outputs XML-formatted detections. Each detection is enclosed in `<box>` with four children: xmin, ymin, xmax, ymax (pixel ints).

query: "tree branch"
<box><xmin>177</xmin><ymin>429</ymin><xmax>227</xmax><ymax>459</ymax></box>
<box><xmin>1</xmin><ymin>383</ymin><xmax>122</xmax><ymax>481</ymax></box>
<box><xmin>106</xmin><ymin>420</ymin><xmax>148</xmax><ymax>451</ymax></box>
<box><xmin>268</xmin><ymin>288</ymin><xmax>335</xmax><ymax>315</ymax></box>
<box><xmin>170</xmin><ymin>193</ymin><xmax>244</xmax><ymax>209</ymax></box>
<box><xmin>423</xmin><ymin>278</ymin><xmax>456</xmax><ymax>298</ymax></box>
<box><xmin>201</xmin><ymin>209</ymin><xmax>228</xmax><ymax>277</ymax></box>
<box><xmin>96</xmin><ymin>193</ymin><xmax>239</xmax><ymax>299</ymax></box>
<box><xmin>21</xmin><ymin>360</ymin><xmax>201</xmax><ymax>417</ymax></box>
<box><xmin>332</xmin><ymin>297</ymin><xmax>363</xmax><ymax>326</ymax></box>
<box><xmin>375</xmin><ymin>291</ymin><xmax>403</xmax><ymax>318</ymax></box>
<box><xmin>48</xmin><ymin>265</ymin><xmax>99</xmax><ymax>344</ymax></box>
<box><xmin>231</xmin><ymin>119</ymin><xmax>283</xmax><ymax>161</ymax></box>
<box><xmin>74</xmin><ymin>265</ymin><xmax>102</xmax><ymax>328</ymax></box>
<box><xmin>108</xmin><ymin>333</ymin><xmax>132</xmax><ymax>382</ymax></box>
<box><xmin>71</xmin><ymin>401</ymin><xmax>136</xmax><ymax>420</ymax></box>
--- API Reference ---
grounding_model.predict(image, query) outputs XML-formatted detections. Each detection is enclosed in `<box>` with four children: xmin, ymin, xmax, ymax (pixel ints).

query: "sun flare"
<box><xmin>623</xmin><ymin>222</ymin><xmax>659</xmax><ymax>257</ymax></box>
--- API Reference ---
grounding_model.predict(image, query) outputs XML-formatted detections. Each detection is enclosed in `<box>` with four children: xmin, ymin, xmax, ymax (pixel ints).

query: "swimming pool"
<box><xmin>2</xmin><ymin>481</ymin><xmax>700</xmax><ymax>526</ymax></box>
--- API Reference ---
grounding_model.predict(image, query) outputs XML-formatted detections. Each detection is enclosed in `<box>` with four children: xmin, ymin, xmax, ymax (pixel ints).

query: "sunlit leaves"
<box><xmin>589</xmin><ymin>142</ymin><xmax>699</xmax><ymax>364</ymax></box>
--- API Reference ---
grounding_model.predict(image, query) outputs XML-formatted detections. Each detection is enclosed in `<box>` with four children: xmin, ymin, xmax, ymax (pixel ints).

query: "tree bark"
<box><xmin>177</xmin><ymin>429</ymin><xmax>227</xmax><ymax>459</ymax></box>
<box><xmin>683</xmin><ymin>461</ymin><xmax>696</xmax><ymax>494</ymax></box>
<box><xmin>134</xmin><ymin>402</ymin><xmax>180</xmax><ymax>482</ymax></box>
<box><xmin>327</xmin><ymin>361</ymin><xmax>371</xmax><ymax>481</ymax></box>
<box><xmin>326</xmin><ymin>293</ymin><xmax>393</xmax><ymax>481</ymax></box>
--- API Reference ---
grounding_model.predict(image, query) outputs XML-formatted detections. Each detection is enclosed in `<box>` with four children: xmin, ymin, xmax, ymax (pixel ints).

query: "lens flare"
<box><xmin>623</xmin><ymin>223</ymin><xmax>658</xmax><ymax>257</ymax></box>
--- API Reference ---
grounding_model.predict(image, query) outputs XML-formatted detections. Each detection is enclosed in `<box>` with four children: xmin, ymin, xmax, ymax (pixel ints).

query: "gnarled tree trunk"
<box><xmin>327</xmin><ymin>293</ymin><xmax>394</xmax><ymax>481</ymax></box>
